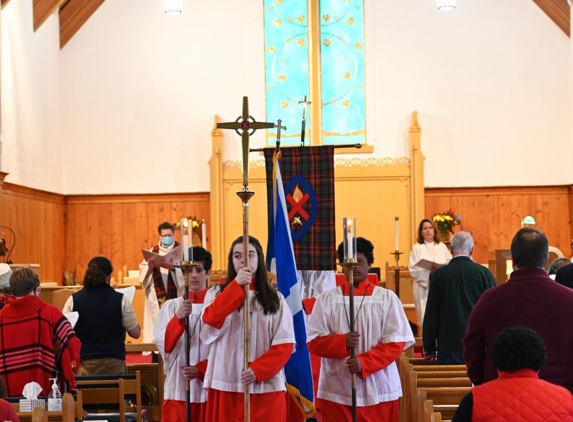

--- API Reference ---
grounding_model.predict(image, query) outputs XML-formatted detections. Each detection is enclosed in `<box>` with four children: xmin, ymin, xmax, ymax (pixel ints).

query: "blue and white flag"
<box><xmin>267</xmin><ymin>151</ymin><xmax>316</xmax><ymax>418</ymax></box>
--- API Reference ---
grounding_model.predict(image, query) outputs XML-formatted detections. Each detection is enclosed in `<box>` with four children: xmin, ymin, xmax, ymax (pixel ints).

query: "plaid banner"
<box><xmin>264</xmin><ymin>146</ymin><xmax>336</xmax><ymax>271</ymax></box>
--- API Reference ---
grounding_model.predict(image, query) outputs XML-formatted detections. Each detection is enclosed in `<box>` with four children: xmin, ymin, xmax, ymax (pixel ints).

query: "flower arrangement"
<box><xmin>433</xmin><ymin>210</ymin><xmax>457</xmax><ymax>233</ymax></box>
<box><xmin>174</xmin><ymin>216</ymin><xmax>201</xmax><ymax>232</ymax></box>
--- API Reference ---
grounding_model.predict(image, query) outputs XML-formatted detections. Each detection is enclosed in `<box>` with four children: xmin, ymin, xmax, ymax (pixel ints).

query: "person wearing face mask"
<box><xmin>408</xmin><ymin>218</ymin><xmax>452</xmax><ymax>335</ymax></box>
<box><xmin>200</xmin><ymin>236</ymin><xmax>295</xmax><ymax>422</ymax></box>
<box><xmin>139</xmin><ymin>221</ymin><xmax>185</xmax><ymax>346</ymax></box>
<box><xmin>0</xmin><ymin>267</ymin><xmax>81</xmax><ymax>397</ymax></box>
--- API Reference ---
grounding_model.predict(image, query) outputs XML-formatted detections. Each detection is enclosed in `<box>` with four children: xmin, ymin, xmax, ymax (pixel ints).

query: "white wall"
<box><xmin>0</xmin><ymin>0</ymin><xmax>62</xmax><ymax>192</ymax></box>
<box><xmin>53</xmin><ymin>0</ymin><xmax>572</xmax><ymax>193</ymax></box>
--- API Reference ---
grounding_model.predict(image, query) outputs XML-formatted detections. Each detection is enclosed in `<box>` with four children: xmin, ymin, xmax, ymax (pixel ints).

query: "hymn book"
<box><xmin>141</xmin><ymin>246</ymin><xmax>182</xmax><ymax>277</ymax></box>
<box><xmin>414</xmin><ymin>259</ymin><xmax>444</xmax><ymax>271</ymax></box>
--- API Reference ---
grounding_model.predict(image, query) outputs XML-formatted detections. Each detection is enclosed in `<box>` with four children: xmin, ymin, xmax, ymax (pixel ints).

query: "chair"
<box><xmin>77</xmin><ymin>371</ymin><xmax>142</xmax><ymax>422</ymax></box>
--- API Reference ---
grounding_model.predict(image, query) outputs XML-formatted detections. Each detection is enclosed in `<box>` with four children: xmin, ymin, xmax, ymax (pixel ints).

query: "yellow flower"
<box><xmin>192</xmin><ymin>220</ymin><xmax>199</xmax><ymax>230</ymax></box>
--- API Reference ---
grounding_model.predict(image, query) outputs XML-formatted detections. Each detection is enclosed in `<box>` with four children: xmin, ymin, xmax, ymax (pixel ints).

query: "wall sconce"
<box><xmin>164</xmin><ymin>0</ymin><xmax>183</xmax><ymax>14</ymax></box>
<box><xmin>521</xmin><ymin>216</ymin><xmax>536</xmax><ymax>228</ymax></box>
<box><xmin>437</xmin><ymin>0</ymin><xmax>456</xmax><ymax>10</ymax></box>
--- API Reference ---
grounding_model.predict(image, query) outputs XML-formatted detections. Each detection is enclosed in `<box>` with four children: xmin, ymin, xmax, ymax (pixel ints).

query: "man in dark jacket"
<box><xmin>422</xmin><ymin>231</ymin><xmax>495</xmax><ymax>364</ymax></box>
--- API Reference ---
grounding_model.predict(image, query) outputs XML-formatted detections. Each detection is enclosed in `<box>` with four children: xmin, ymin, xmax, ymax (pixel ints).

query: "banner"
<box><xmin>264</xmin><ymin>146</ymin><xmax>336</xmax><ymax>271</ymax></box>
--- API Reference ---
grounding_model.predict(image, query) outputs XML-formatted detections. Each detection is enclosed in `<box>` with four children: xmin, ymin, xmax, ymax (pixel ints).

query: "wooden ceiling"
<box><xmin>532</xmin><ymin>0</ymin><xmax>570</xmax><ymax>35</ymax></box>
<box><xmin>0</xmin><ymin>0</ymin><xmax>570</xmax><ymax>48</ymax></box>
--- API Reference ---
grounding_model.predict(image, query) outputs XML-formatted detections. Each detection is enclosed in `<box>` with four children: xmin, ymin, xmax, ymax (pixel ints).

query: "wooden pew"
<box><xmin>77</xmin><ymin>371</ymin><xmax>142</xmax><ymax>422</ymax></box>
<box><xmin>407</xmin><ymin>363</ymin><xmax>471</xmax><ymax>422</ymax></box>
<box><xmin>423</xmin><ymin>399</ymin><xmax>444</xmax><ymax>422</ymax></box>
<box><xmin>418</xmin><ymin>387</ymin><xmax>470</xmax><ymax>422</ymax></box>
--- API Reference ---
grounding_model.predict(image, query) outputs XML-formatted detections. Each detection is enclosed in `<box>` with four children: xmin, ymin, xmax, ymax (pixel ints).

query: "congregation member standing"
<box><xmin>423</xmin><ymin>232</ymin><xmax>495</xmax><ymax>364</ymax></box>
<box><xmin>201</xmin><ymin>236</ymin><xmax>295</xmax><ymax>422</ymax></box>
<box><xmin>464</xmin><ymin>228</ymin><xmax>573</xmax><ymax>393</ymax></box>
<box><xmin>0</xmin><ymin>267</ymin><xmax>81</xmax><ymax>396</ymax></box>
<box><xmin>0</xmin><ymin>264</ymin><xmax>14</xmax><ymax>310</ymax></box>
<box><xmin>408</xmin><ymin>218</ymin><xmax>451</xmax><ymax>333</ymax></box>
<box><xmin>63</xmin><ymin>256</ymin><xmax>141</xmax><ymax>375</ymax></box>
<box><xmin>139</xmin><ymin>221</ymin><xmax>185</xmax><ymax>345</ymax></box>
<box><xmin>307</xmin><ymin>237</ymin><xmax>414</xmax><ymax>422</ymax></box>
<box><xmin>154</xmin><ymin>246</ymin><xmax>212</xmax><ymax>422</ymax></box>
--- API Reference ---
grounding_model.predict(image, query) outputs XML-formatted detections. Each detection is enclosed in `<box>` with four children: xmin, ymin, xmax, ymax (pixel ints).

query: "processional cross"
<box><xmin>216</xmin><ymin>96</ymin><xmax>276</xmax><ymax>422</ymax></box>
<box><xmin>217</xmin><ymin>96</ymin><xmax>275</xmax><ymax>188</ymax></box>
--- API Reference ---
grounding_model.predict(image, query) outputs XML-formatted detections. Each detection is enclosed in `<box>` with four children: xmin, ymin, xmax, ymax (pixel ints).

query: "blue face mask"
<box><xmin>161</xmin><ymin>236</ymin><xmax>174</xmax><ymax>246</ymax></box>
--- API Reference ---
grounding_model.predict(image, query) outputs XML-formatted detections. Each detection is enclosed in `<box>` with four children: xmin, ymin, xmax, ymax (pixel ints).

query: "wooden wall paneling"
<box><xmin>64</xmin><ymin>203</ymin><xmax>76</xmax><ymax>281</ymax></box>
<box><xmin>75</xmin><ymin>204</ymin><xmax>88</xmax><ymax>279</ymax></box>
<box><xmin>122</xmin><ymin>203</ymin><xmax>137</xmax><ymax>274</ymax></box>
<box><xmin>472</xmin><ymin>195</ymin><xmax>488</xmax><ymax>261</ymax></box>
<box><xmin>98</xmin><ymin>203</ymin><xmax>112</xmax><ymax>260</ymax></box>
<box><xmin>110</xmin><ymin>203</ymin><xmax>124</xmax><ymax>276</ymax></box>
<box><xmin>486</xmin><ymin>195</ymin><xmax>500</xmax><ymax>252</ymax></box>
<box><xmin>145</xmin><ymin>202</ymin><xmax>160</xmax><ymax>250</ymax></box>
<box><xmin>425</xmin><ymin>186</ymin><xmax>573</xmax><ymax>264</ymax></box>
<box><xmin>134</xmin><ymin>203</ymin><xmax>148</xmax><ymax>262</ymax></box>
<box><xmin>1</xmin><ymin>183</ymin><xmax>65</xmax><ymax>283</ymax></box>
<box><xmin>497</xmin><ymin>194</ymin><xmax>513</xmax><ymax>250</ymax></box>
<box><xmin>86</xmin><ymin>204</ymin><xmax>100</xmax><ymax>269</ymax></box>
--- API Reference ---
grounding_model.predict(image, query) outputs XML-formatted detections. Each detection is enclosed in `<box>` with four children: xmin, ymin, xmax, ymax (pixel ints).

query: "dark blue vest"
<box><xmin>72</xmin><ymin>284</ymin><xmax>125</xmax><ymax>361</ymax></box>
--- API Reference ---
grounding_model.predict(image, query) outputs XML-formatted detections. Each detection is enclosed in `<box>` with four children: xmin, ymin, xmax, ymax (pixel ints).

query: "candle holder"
<box><xmin>390</xmin><ymin>250</ymin><xmax>403</xmax><ymax>298</ymax></box>
<box><xmin>173</xmin><ymin>259</ymin><xmax>201</xmax><ymax>422</ymax></box>
<box><xmin>339</xmin><ymin>259</ymin><xmax>360</xmax><ymax>422</ymax></box>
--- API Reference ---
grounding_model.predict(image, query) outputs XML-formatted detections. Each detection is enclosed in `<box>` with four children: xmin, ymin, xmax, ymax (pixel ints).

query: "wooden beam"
<box><xmin>59</xmin><ymin>0</ymin><xmax>106</xmax><ymax>49</ymax></box>
<box><xmin>1</xmin><ymin>0</ymin><xmax>12</xmax><ymax>10</ymax></box>
<box><xmin>531</xmin><ymin>0</ymin><xmax>570</xmax><ymax>36</ymax></box>
<box><xmin>34</xmin><ymin>0</ymin><xmax>67</xmax><ymax>31</ymax></box>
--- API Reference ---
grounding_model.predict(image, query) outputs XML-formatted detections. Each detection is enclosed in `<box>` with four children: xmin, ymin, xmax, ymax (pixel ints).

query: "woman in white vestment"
<box><xmin>408</xmin><ymin>218</ymin><xmax>451</xmax><ymax>334</ymax></box>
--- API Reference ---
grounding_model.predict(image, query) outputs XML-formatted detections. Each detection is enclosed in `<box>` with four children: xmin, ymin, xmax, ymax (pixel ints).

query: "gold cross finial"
<box><xmin>217</xmin><ymin>97</ymin><xmax>274</xmax><ymax>188</ymax></box>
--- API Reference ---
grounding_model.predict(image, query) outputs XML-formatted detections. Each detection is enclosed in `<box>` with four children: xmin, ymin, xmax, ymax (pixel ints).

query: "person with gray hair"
<box><xmin>423</xmin><ymin>231</ymin><xmax>495</xmax><ymax>364</ymax></box>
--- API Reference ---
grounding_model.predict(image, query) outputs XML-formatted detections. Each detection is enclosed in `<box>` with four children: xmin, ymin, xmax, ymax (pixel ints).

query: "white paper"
<box><xmin>64</xmin><ymin>311</ymin><xmax>79</xmax><ymax>328</ymax></box>
<box><xmin>115</xmin><ymin>285</ymin><xmax>136</xmax><ymax>303</ymax></box>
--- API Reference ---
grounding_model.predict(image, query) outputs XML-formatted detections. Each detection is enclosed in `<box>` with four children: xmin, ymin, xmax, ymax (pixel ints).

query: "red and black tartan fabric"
<box><xmin>152</xmin><ymin>242</ymin><xmax>179</xmax><ymax>306</ymax></box>
<box><xmin>264</xmin><ymin>146</ymin><xmax>336</xmax><ymax>271</ymax></box>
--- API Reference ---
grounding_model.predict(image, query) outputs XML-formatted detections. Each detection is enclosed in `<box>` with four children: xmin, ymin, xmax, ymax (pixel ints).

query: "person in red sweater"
<box><xmin>0</xmin><ymin>377</ymin><xmax>19</xmax><ymax>422</ymax></box>
<box><xmin>453</xmin><ymin>327</ymin><xmax>573</xmax><ymax>421</ymax></box>
<box><xmin>0</xmin><ymin>267</ymin><xmax>81</xmax><ymax>397</ymax></box>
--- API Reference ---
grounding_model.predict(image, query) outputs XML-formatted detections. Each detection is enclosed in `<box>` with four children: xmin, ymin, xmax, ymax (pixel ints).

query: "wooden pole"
<box><xmin>237</xmin><ymin>189</ymin><xmax>255</xmax><ymax>422</ymax></box>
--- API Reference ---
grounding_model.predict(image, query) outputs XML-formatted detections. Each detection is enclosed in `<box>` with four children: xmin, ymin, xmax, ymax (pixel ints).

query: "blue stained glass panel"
<box><xmin>264</xmin><ymin>0</ymin><xmax>310</xmax><ymax>146</ymax></box>
<box><xmin>320</xmin><ymin>0</ymin><xmax>365</xmax><ymax>145</ymax></box>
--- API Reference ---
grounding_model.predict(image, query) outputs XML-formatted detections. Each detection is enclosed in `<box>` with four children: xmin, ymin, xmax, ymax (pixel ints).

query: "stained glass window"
<box><xmin>264</xmin><ymin>0</ymin><xmax>365</xmax><ymax>146</ymax></box>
